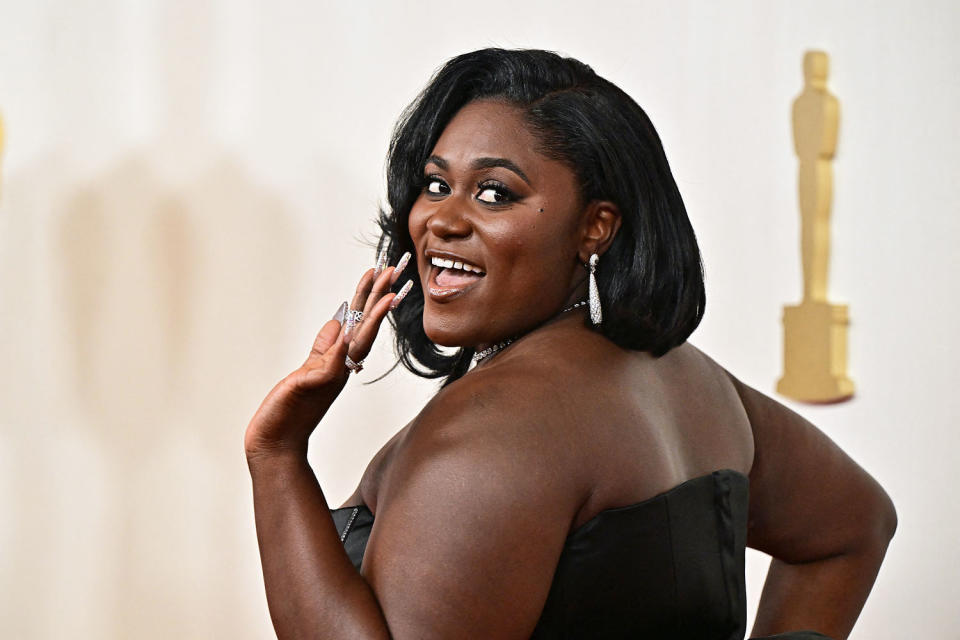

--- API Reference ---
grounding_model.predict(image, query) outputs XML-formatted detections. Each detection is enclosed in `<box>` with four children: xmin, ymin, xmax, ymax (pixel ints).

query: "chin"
<box><xmin>422</xmin><ymin>314</ymin><xmax>480</xmax><ymax>349</ymax></box>
<box><xmin>422</xmin><ymin>325</ymin><xmax>467</xmax><ymax>349</ymax></box>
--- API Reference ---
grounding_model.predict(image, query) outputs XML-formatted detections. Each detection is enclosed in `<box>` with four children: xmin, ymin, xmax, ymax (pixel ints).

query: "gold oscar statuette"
<box><xmin>777</xmin><ymin>51</ymin><xmax>855</xmax><ymax>403</ymax></box>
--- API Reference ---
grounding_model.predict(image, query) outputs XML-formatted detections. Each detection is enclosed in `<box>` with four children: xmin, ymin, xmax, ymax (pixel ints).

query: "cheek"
<box><xmin>489</xmin><ymin>219</ymin><xmax>575</xmax><ymax>282</ymax></box>
<box><xmin>407</xmin><ymin>201</ymin><xmax>427</xmax><ymax>239</ymax></box>
<box><xmin>520</xmin><ymin>216</ymin><xmax>577</xmax><ymax>260</ymax></box>
<box><xmin>407</xmin><ymin>202</ymin><xmax>431</xmax><ymax>264</ymax></box>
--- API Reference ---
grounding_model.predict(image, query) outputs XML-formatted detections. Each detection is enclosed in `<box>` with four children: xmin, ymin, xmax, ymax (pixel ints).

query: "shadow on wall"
<box><xmin>0</xmin><ymin>149</ymin><xmax>301</xmax><ymax>638</ymax></box>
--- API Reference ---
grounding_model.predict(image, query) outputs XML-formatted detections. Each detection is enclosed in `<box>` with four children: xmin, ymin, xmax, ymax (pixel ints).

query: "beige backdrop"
<box><xmin>1</xmin><ymin>0</ymin><xmax>957</xmax><ymax>637</ymax></box>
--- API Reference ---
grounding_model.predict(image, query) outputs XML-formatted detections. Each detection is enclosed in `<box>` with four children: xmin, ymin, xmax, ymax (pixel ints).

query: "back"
<box><xmin>338</xmin><ymin>319</ymin><xmax>877</xmax><ymax>638</ymax></box>
<box><xmin>349</xmin><ymin>327</ymin><xmax>754</xmax><ymax>530</ymax></box>
<box><xmin>473</xmin><ymin>323</ymin><xmax>756</xmax><ymax>530</ymax></box>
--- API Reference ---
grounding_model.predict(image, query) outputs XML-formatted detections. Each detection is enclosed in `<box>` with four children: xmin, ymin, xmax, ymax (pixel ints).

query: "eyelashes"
<box><xmin>421</xmin><ymin>175</ymin><xmax>520</xmax><ymax>206</ymax></box>
<box><xmin>423</xmin><ymin>175</ymin><xmax>450</xmax><ymax>196</ymax></box>
<box><xmin>476</xmin><ymin>179</ymin><xmax>516</xmax><ymax>204</ymax></box>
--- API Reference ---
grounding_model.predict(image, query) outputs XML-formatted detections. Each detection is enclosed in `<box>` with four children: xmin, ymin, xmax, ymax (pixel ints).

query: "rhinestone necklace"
<box><xmin>471</xmin><ymin>300</ymin><xmax>588</xmax><ymax>364</ymax></box>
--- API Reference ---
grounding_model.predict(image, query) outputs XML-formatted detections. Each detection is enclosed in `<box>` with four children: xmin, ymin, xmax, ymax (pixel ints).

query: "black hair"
<box><xmin>376</xmin><ymin>48</ymin><xmax>705</xmax><ymax>386</ymax></box>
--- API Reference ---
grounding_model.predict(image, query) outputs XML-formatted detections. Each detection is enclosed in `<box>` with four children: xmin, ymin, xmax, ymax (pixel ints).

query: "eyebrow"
<box><xmin>424</xmin><ymin>155</ymin><xmax>532</xmax><ymax>186</ymax></box>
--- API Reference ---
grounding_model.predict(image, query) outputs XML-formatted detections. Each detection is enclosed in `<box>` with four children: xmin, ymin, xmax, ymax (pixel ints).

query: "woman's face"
<box><xmin>408</xmin><ymin>99</ymin><xmax>586</xmax><ymax>349</ymax></box>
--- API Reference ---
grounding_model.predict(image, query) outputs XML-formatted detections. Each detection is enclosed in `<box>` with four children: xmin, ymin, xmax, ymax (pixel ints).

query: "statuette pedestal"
<box><xmin>777</xmin><ymin>301</ymin><xmax>854</xmax><ymax>402</ymax></box>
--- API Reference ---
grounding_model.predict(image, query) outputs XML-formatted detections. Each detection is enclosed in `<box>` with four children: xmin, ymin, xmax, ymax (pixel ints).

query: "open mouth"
<box><xmin>428</xmin><ymin>255</ymin><xmax>486</xmax><ymax>299</ymax></box>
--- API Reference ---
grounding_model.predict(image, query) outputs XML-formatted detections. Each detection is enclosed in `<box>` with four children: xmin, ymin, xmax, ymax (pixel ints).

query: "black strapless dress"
<box><xmin>330</xmin><ymin>469</ymin><xmax>831</xmax><ymax>640</ymax></box>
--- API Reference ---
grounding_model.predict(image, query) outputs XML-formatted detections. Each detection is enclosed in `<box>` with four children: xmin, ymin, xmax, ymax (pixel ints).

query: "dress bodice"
<box><xmin>330</xmin><ymin>469</ymin><xmax>830</xmax><ymax>640</ymax></box>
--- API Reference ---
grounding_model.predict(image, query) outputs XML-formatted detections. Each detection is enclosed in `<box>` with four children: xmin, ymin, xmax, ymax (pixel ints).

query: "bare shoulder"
<box><xmin>340</xmin><ymin>421</ymin><xmax>411</xmax><ymax>509</ymax></box>
<box><xmin>350</xmin><ymin>343</ymin><xmax>587</xmax><ymax>511</ymax></box>
<box><xmin>384</xmin><ymin>357</ymin><xmax>591</xmax><ymax>500</ymax></box>
<box><xmin>361</xmin><ymin>353</ymin><xmax>593</xmax><ymax>636</ymax></box>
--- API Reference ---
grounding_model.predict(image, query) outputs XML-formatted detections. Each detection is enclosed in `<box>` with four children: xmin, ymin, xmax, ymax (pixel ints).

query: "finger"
<box><xmin>308</xmin><ymin>299</ymin><xmax>347</xmax><ymax>358</ymax></box>
<box><xmin>300</xmin><ymin>330</ymin><xmax>350</xmax><ymax>388</ymax></box>
<box><xmin>360</xmin><ymin>250</ymin><xmax>412</xmax><ymax>323</ymax></box>
<box><xmin>324</xmin><ymin>329</ymin><xmax>350</xmax><ymax>369</ymax></box>
<box><xmin>390</xmin><ymin>251</ymin><xmax>412</xmax><ymax>286</ymax></box>
<box><xmin>346</xmin><ymin>264</ymin><xmax>400</xmax><ymax>342</ymax></box>
<box><xmin>346</xmin><ymin>251</ymin><xmax>412</xmax><ymax>334</ymax></box>
<box><xmin>361</xmin><ymin>265</ymin><xmax>398</xmax><ymax>319</ymax></box>
<box><xmin>372</xmin><ymin>245</ymin><xmax>389</xmax><ymax>280</ymax></box>
<box><xmin>347</xmin><ymin>278</ymin><xmax>413</xmax><ymax>362</ymax></box>
<box><xmin>348</xmin><ymin>268</ymin><xmax>376</xmax><ymax>315</ymax></box>
<box><xmin>345</xmin><ymin>268</ymin><xmax>377</xmax><ymax>339</ymax></box>
<box><xmin>346</xmin><ymin>291</ymin><xmax>396</xmax><ymax>363</ymax></box>
<box><xmin>307</xmin><ymin>315</ymin><xmax>346</xmax><ymax>364</ymax></box>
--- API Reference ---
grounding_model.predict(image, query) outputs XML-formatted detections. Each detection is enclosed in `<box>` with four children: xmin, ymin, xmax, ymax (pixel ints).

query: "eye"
<box><xmin>424</xmin><ymin>176</ymin><xmax>450</xmax><ymax>196</ymax></box>
<box><xmin>476</xmin><ymin>180</ymin><xmax>515</xmax><ymax>204</ymax></box>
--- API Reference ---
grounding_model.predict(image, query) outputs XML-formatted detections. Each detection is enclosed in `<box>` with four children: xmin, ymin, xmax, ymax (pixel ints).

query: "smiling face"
<box><xmin>408</xmin><ymin>99</ymin><xmax>588</xmax><ymax>349</ymax></box>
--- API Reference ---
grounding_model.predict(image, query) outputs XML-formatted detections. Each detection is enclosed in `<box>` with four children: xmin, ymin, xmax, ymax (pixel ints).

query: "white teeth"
<box><xmin>429</xmin><ymin>256</ymin><xmax>485</xmax><ymax>274</ymax></box>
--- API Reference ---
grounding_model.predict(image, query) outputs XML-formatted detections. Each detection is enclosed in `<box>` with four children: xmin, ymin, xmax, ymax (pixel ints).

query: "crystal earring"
<box><xmin>587</xmin><ymin>253</ymin><xmax>602</xmax><ymax>326</ymax></box>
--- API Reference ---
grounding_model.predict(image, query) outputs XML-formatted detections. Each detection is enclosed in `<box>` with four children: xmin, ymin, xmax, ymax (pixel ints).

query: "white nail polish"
<box><xmin>333</xmin><ymin>301</ymin><xmax>347</xmax><ymax>324</ymax></box>
<box><xmin>374</xmin><ymin>246</ymin><xmax>388</xmax><ymax>278</ymax></box>
<box><xmin>395</xmin><ymin>251</ymin><xmax>411</xmax><ymax>276</ymax></box>
<box><xmin>390</xmin><ymin>280</ymin><xmax>414</xmax><ymax>310</ymax></box>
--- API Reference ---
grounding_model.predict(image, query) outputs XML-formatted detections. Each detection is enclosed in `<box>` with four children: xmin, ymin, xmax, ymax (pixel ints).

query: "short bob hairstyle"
<box><xmin>377</xmin><ymin>48</ymin><xmax>705</xmax><ymax>386</ymax></box>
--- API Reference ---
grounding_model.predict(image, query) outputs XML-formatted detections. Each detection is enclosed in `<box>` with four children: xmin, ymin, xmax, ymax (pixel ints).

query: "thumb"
<box><xmin>307</xmin><ymin>301</ymin><xmax>348</xmax><ymax>361</ymax></box>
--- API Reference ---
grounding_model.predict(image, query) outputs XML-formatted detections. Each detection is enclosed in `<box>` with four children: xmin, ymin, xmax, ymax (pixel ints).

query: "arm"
<box><xmin>252</xmin><ymin>363</ymin><xmax>582</xmax><ymax>638</ymax></box>
<box><xmin>360</xmin><ymin>370</ymin><xmax>586</xmax><ymax>638</ymax></box>
<box><xmin>728</xmin><ymin>374</ymin><xmax>897</xmax><ymax>639</ymax></box>
<box><xmin>248</xmin><ymin>451</ymin><xmax>389</xmax><ymax>639</ymax></box>
<box><xmin>245</xmin><ymin>262</ymin><xmax>408</xmax><ymax>639</ymax></box>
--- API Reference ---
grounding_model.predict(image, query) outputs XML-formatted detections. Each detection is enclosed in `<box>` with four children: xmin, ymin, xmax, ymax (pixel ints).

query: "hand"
<box><xmin>244</xmin><ymin>251</ymin><xmax>413</xmax><ymax>459</ymax></box>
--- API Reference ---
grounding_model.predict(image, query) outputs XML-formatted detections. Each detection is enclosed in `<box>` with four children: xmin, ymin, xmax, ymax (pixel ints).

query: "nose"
<box><xmin>426</xmin><ymin>198</ymin><xmax>472</xmax><ymax>240</ymax></box>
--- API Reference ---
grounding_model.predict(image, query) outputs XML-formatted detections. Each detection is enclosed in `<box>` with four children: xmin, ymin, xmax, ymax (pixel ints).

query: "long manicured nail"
<box><xmin>373</xmin><ymin>246</ymin><xmax>388</xmax><ymax>279</ymax></box>
<box><xmin>333</xmin><ymin>301</ymin><xmax>347</xmax><ymax>324</ymax></box>
<box><xmin>390</xmin><ymin>279</ymin><xmax>414</xmax><ymax>310</ymax></box>
<box><xmin>393</xmin><ymin>251</ymin><xmax>411</xmax><ymax>279</ymax></box>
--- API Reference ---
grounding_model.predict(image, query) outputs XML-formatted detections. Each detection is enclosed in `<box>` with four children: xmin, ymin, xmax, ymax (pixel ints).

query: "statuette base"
<box><xmin>777</xmin><ymin>301</ymin><xmax>854</xmax><ymax>403</ymax></box>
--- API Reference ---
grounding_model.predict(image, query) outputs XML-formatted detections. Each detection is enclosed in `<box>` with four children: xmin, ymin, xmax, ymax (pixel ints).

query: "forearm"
<box><xmin>248</xmin><ymin>451</ymin><xmax>390</xmax><ymax>640</ymax></box>
<box><xmin>751</xmin><ymin>539</ymin><xmax>892</xmax><ymax>639</ymax></box>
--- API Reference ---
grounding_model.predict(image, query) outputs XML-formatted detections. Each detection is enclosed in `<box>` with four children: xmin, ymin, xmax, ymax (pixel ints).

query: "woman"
<box><xmin>245</xmin><ymin>49</ymin><xmax>896</xmax><ymax>639</ymax></box>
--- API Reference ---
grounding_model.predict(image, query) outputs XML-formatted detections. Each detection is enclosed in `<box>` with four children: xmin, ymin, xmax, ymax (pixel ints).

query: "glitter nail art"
<box><xmin>373</xmin><ymin>246</ymin><xmax>388</xmax><ymax>279</ymax></box>
<box><xmin>394</xmin><ymin>251</ymin><xmax>411</xmax><ymax>278</ymax></box>
<box><xmin>390</xmin><ymin>279</ymin><xmax>414</xmax><ymax>310</ymax></box>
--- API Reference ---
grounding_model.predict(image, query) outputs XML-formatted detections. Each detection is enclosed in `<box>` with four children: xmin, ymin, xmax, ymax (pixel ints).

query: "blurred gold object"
<box><xmin>777</xmin><ymin>51</ymin><xmax>854</xmax><ymax>403</ymax></box>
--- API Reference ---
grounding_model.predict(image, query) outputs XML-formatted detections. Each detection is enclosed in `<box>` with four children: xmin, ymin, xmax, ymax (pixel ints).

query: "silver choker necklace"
<box><xmin>471</xmin><ymin>300</ymin><xmax>588</xmax><ymax>364</ymax></box>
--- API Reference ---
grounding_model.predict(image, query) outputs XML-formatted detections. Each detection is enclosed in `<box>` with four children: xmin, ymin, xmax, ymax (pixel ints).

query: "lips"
<box><xmin>425</xmin><ymin>251</ymin><xmax>486</xmax><ymax>300</ymax></box>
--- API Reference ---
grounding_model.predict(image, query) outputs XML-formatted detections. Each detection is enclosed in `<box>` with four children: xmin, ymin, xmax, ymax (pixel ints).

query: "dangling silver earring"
<box><xmin>587</xmin><ymin>253</ymin><xmax>602</xmax><ymax>326</ymax></box>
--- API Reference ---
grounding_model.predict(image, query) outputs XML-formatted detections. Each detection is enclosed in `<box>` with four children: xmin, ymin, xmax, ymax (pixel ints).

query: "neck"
<box><xmin>472</xmin><ymin>299</ymin><xmax>588</xmax><ymax>365</ymax></box>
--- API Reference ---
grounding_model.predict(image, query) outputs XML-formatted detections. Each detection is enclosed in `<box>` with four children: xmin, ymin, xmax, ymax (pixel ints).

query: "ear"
<box><xmin>578</xmin><ymin>200</ymin><xmax>622</xmax><ymax>263</ymax></box>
